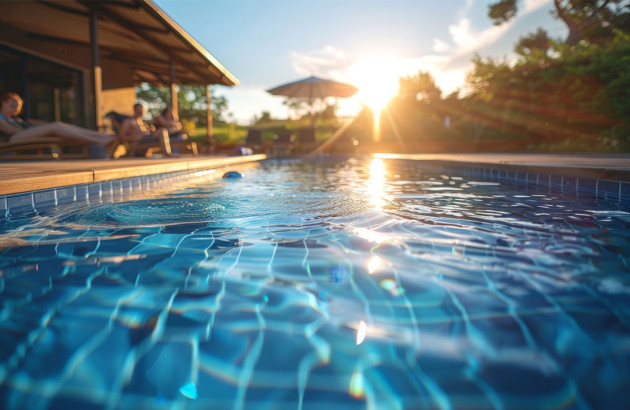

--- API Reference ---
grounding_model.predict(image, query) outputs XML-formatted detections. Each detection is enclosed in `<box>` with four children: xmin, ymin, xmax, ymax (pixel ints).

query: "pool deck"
<box><xmin>0</xmin><ymin>155</ymin><xmax>267</xmax><ymax>196</ymax></box>
<box><xmin>377</xmin><ymin>153</ymin><xmax>630</xmax><ymax>182</ymax></box>
<box><xmin>0</xmin><ymin>152</ymin><xmax>629</xmax><ymax>196</ymax></box>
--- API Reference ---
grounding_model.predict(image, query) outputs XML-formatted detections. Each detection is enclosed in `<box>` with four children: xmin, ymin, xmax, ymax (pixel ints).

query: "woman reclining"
<box><xmin>0</xmin><ymin>92</ymin><xmax>117</xmax><ymax>150</ymax></box>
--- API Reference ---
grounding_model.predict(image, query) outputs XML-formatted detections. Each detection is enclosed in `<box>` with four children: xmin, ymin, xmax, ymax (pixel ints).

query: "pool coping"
<box><xmin>0</xmin><ymin>155</ymin><xmax>266</xmax><ymax>196</ymax></box>
<box><xmin>0</xmin><ymin>155</ymin><xmax>266</xmax><ymax>216</ymax></box>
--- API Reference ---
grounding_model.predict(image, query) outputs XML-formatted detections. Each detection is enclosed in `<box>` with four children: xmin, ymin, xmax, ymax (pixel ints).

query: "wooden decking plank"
<box><xmin>0</xmin><ymin>155</ymin><xmax>267</xmax><ymax>195</ymax></box>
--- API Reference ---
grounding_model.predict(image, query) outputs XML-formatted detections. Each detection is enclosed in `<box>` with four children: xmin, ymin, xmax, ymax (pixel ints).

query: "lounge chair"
<box><xmin>295</xmin><ymin>127</ymin><xmax>318</xmax><ymax>154</ymax></box>
<box><xmin>0</xmin><ymin>137</ymin><xmax>103</xmax><ymax>160</ymax></box>
<box><xmin>271</xmin><ymin>132</ymin><xmax>295</xmax><ymax>156</ymax></box>
<box><xmin>244</xmin><ymin>128</ymin><xmax>263</xmax><ymax>153</ymax></box>
<box><xmin>105</xmin><ymin>111</ymin><xmax>198</xmax><ymax>157</ymax></box>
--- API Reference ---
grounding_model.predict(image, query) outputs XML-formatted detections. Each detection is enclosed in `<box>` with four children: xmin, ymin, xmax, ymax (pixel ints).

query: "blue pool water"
<box><xmin>1</xmin><ymin>157</ymin><xmax>629</xmax><ymax>409</ymax></box>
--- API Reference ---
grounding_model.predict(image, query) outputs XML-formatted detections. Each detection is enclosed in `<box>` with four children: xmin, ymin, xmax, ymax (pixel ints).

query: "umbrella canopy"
<box><xmin>267</xmin><ymin>76</ymin><xmax>358</xmax><ymax>99</ymax></box>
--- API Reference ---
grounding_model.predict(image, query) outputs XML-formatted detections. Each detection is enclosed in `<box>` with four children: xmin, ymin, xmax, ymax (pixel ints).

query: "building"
<box><xmin>0</xmin><ymin>0</ymin><xmax>238</xmax><ymax>133</ymax></box>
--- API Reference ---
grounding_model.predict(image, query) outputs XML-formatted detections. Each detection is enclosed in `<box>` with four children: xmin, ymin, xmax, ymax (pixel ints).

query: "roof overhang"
<box><xmin>0</xmin><ymin>0</ymin><xmax>239</xmax><ymax>87</ymax></box>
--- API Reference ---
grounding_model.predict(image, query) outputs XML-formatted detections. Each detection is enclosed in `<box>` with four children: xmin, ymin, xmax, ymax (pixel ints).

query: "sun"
<box><xmin>345</xmin><ymin>57</ymin><xmax>401</xmax><ymax>115</ymax></box>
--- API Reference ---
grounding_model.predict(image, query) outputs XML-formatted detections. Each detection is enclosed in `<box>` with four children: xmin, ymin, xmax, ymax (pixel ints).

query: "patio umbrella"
<box><xmin>267</xmin><ymin>76</ymin><xmax>358</xmax><ymax>100</ymax></box>
<box><xmin>267</xmin><ymin>76</ymin><xmax>358</xmax><ymax>128</ymax></box>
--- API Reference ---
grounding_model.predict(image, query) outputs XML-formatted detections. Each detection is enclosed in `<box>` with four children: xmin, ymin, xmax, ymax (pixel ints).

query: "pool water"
<box><xmin>1</xmin><ymin>157</ymin><xmax>629</xmax><ymax>409</ymax></box>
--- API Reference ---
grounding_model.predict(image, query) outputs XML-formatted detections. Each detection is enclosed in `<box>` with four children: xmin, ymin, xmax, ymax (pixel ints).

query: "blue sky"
<box><xmin>154</xmin><ymin>0</ymin><xmax>565</xmax><ymax>123</ymax></box>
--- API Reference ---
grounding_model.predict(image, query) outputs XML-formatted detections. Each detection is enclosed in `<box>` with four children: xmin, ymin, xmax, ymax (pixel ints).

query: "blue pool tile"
<box><xmin>87</xmin><ymin>183</ymin><xmax>102</xmax><ymax>203</ymax></box>
<box><xmin>122</xmin><ymin>179</ymin><xmax>133</xmax><ymax>195</ymax></box>
<box><xmin>537</xmin><ymin>174</ymin><xmax>550</xmax><ymax>190</ymax></box>
<box><xmin>111</xmin><ymin>180</ymin><xmax>122</xmax><ymax>195</ymax></box>
<box><xmin>621</xmin><ymin>182</ymin><xmax>630</xmax><ymax>203</ymax></box>
<box><xmin>75</xmin><ymin>185</ymin><xmax>89</xmax><ymax>201</ymax></box>
<box><xmin>32</xmin><ymin>190</ymin><xmax>58</xmax><ymax>213</ymax></box>
<box><xmin>506</xmin><ymin>171</ymin><xmax>515</xmax><ymax>181</ymax></box>
<box><xmin>101</xmin><ymin>181</ymin><xmax>114</xmax><ymax>202</ymax></box>
<box><xmin>526</xmin><ymin>173</ymin><xmax>538</xmax><ymax>187</ymax></box>
<box><xmin>6</xmin><ymin>192</ymin><xmax>34</xmax><ymax>211</ymax></box>
<box><xmin>597</xmin><ymin>179</ymin><xmax>620</xmax><ymax>201</ymax></box>
<box><xmin>578</xmin><ymin>178</ymin><xmax>597</xmax><ymax>197</ymax></box>
<box><xmin>562</xmin><ymin>176</ymin><xmax>577</xmax><ymax>196</ymax></box>
<box><xmin>550</xmin><ymin>175</ymin><xmax>563</xmax><ymax>191</ymax></box>
<box><xmin>56</xmin><ymin>186</ymin><xmax>76</xmax><ymax>205</ymax></box>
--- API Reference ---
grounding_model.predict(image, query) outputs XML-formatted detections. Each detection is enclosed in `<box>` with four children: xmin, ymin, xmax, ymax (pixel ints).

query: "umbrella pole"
<box><xmin>309</xmin><ymin>97</ymin><xmax>317</xmax><ymax>140</ymax></box>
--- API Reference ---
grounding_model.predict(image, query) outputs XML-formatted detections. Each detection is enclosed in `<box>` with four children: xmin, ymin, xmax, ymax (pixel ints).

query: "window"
<box><xmin>0</xmin><ymin>46</ymin><xmax>84</xmax><ymax>126</ymax></box>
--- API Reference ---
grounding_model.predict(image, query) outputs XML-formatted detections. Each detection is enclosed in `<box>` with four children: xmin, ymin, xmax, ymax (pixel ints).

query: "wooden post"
<box><xmin>169</xmin><ymin>60</ymin><xmax>179</xmax><ymax>120</ymax></box>
<box><xmin>89</xmin><ymin>6</ymin><xmax>103</xmax><ymax>130</ymax></box>
<box><xmin>206</xmin><ymin>84</ymin><xmax>213</xmax><ymax>138</ymax></box>
<box><xmin>205</xmin><ymin>85</ymin><xmax>214</xmax><ymax>154</ymax></box>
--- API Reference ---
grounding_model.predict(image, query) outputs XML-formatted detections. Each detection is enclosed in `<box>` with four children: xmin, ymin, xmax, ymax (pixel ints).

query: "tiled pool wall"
<box><xmin>389</xmin><ymin>159</ymin><xmax>630</xmax><ymax>205</ymax></box>
<box><xmin>450</xmin><ymin>164</ymin><xmax>626</xmax><ymax>201</ymax></box>
<box><xmin>1</xmin><ymin>159</ymin><xmax>629</xmax><ymax>217</ymax></box>
<box><xmin>0</xmin><ymin>168</ymin><xmax>222</xmax><ymax>218</ymax></box>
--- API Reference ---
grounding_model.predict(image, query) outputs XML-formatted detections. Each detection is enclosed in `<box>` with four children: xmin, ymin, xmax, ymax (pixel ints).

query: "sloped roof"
<box><xmin>0</xmin><ymin>0</ymin><xmax>238</xmax><ymax>86</ymax></box>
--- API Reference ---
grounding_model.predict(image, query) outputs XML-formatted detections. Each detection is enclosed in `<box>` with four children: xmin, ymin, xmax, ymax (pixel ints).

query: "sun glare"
<box><xmin>346</xmin><ymin>58</ymin><xmax>401</xmax><ymax>141</ymax></box>
<box><xmin>347</xmin><ymin>58</ymin><xmax>400</xmax><ymax>112</ymax></box>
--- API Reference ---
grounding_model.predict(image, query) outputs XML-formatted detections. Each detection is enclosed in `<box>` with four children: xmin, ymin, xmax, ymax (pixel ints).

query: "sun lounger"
<box><xmin>0</xmin><ymin>137</ymin><xmax>99</xmax><ymax>160</ymax></box>
<box><xmin>244</xmin><ymin>128</ymin><xmax>263</xmax><ymax>153</ymax></box>
<box><xmin>295</xmin><ymin>128</ymin><xmax>318</xmax><ymax>154</ymax></box>
<box><xmin>105</xmin><ymin>111</ymin><xmax>198</xmax><ymax>157</ymax></box>
<box><xmin>271</xmin><ymin>132</ymin><xmax>295</xmax><ymax>156</ymax></box>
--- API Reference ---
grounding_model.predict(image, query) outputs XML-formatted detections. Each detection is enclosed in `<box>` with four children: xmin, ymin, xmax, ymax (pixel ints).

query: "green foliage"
<box><xmin>463</xmin><ymin>30</ymin><xmax>630</xmax><ymax>150</ymax></box>
<box><xmin>488</xmin><ymin>0</ymin><xmax>630</xmax><ymax>45</ymax></box>
<box><xmin>515</xmin><ymin>28</ymin><xmax>554</xmax><ymax>56</ymax></box>
<box><xmin>379</xmin><ymin>28</ymin><xmax>629</xmax><ymax>152</ymax></box>
<box><xmin>488</xmin><ymin>0</ymin><xmax>518</xmax><ymax>25</ymax></box>
<box><xmin>398</xmin><ymin>71</ymin><xmax>442</xmax><ymax>103</ymax></box>
<box><xmin>281</xmin><ymin>97</ymin><xmax>339</xmax><ymax>122</ymax></box>
<box><xmin>135</xmin><ymin>83</ymin><xmax>231</xmax><ymax>127</ymax></box>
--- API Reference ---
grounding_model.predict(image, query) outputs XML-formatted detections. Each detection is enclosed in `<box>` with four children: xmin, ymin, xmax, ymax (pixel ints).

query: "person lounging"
<box><xmin>154</xmin><ymin>106</ymin><xmax>188</xmax><ymax>140</ymax></box>
<box><xmin>0</xmin><ymin>92</ymin><xmax>118</xmax><ymax>154</ymax></box>
<box><xmin>117</xmin><ymin>103</ymin><xmax>173</xmax><ymax>157</ymax></box>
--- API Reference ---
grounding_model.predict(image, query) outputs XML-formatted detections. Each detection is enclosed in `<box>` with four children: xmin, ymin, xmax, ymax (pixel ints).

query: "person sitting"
<box><xmin>117</xmin><ymin>103</ymin><xmax>173</xmax><ymax>157</ymax></box>
<box><xmin>0</xmin><ymin>92</ymin><xmax>117</xmax><ymax>154</ymax></box>
<box><xmin>154</xmin><ymin>106</ymin><xmax>188</xmax><ymax>140</ymax></box>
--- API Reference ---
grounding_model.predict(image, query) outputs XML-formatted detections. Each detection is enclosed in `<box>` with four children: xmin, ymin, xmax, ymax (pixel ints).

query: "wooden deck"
<box><xmin>0</xmin><ymin>155</ymin><xmax>266</xmax><ymax>195</ymax></box>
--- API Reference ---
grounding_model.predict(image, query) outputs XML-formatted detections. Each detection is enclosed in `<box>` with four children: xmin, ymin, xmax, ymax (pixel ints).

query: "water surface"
<box><xmin>1</xmin><ymin>157</ymin><xmax>629</xmax><ymax>409</ymax></box>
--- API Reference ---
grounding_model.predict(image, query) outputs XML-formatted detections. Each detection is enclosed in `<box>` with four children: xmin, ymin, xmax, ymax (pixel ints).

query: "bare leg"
<box><xmin>155</xmin><ymin>128</ymin><xmax>173</xmax><ymax>156</ymax></box>
<box><xmin>9</xmin><ymin>122</ymin><xmax>116</xmax><ymax>145</ymax></box>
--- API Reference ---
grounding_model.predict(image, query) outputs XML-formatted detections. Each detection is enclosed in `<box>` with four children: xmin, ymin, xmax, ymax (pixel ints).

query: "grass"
<box><xmin>190</xmin><ymin>117</ymin><xmax>344</xmax><ymax>145</ymax></box>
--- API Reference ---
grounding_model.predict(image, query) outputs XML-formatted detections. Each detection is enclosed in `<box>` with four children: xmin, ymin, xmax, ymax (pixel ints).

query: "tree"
<box><xmin>398</xmin><ymin>71</ymin><xmax>442</xmax><ymax>104</ymax></box>
<box><xmin>135</xmin><ymin>84</ymin><xmax>231</xmax><ymax>126</ymax></box>
<box><xmin>488</xmin><ymin>0</ymin><xmax>630</xmax><ymax>45</ymax></box>
<box><xmin>281</xmin><ymin>97</ymin><xmax>338</xmax><ymax>123</ymax></box>
<box><xmin>253</xmin><ymin>111</ymin><xmax>273</xmax><ymax>124</ymax></box>
<box><xmin>515</xmin><ymin>28</ymin><xmax>554</xmax><ymax>56</ymax></box>
<box><xmin>465</xmin><ymin>30</ymin><xmax>630</xmax><ymax>148</ymax></box>
<box><xmin>282</xmin><ymin>97</ymin><xmax>309</xmax><ymax>119</ymax></box>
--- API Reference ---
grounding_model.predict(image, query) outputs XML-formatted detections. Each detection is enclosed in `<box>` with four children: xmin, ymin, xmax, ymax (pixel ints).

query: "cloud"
<box><xmin>398</xmin><ymin>55</ymin><xmax>473</xmax><ymax>96</ymax></box>
<box><xmin>432</xmin><ymin>39</ymin><xmax>452</xmax><ymax>53</ymax></box>
<box><xmin>410</xmin><ymin>0</ymin><xmax>553</xmax><ymax>95</ymax></box>
<box><xmin>290</xmin><ymin>45</ymin><xmax>353</xmax><ymax>80</ymax></box>
<box><xmin>523</xmin><ymin>0</ymin><xmax>551</xmax><ymax>13</ymax></box>
<box><xmin>447</xmin><ymin>18</ymin><xmax>511</xmax><ymax>57</ymax></box>
<box><xmin>285</xmin><ymin>1</ymin><xmax>554</xmax><ymax>102</ymax></box>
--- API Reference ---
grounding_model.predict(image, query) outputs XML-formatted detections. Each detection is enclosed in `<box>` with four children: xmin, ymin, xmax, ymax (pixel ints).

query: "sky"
<box><xmin>154</xmin><ymin>0</ymin><xmax>566</xmax><ymax>124</ymax></box>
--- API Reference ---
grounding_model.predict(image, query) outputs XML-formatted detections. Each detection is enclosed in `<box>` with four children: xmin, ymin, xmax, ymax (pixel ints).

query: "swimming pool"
<box><xmin>1</xmin><ymin>157</ymin><xmax>629</xmax><ymax>409</ymax></box>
